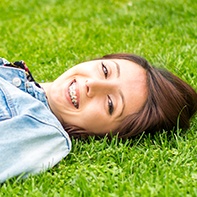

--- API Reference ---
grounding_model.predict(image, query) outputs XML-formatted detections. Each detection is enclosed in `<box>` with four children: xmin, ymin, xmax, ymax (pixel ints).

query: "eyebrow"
<box><xmin>112</xmin><ymin>60</ymin><xmax>120</xmax><ymax>78</ymax></box>
<box><xmin>117</xmin><ymin>90</ymin><xmax>125</xmax><ymax>118</ymax></box>
<box><xmin>111</xmin><ymin>60</ymin><xmax>125</xmax><ymax>118</ymax></box>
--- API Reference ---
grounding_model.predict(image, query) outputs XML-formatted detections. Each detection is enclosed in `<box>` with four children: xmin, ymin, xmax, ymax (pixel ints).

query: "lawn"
<box><xmin>0</xmin><ymin>0</ymin><xmax>197</xmax><ymax>196</ymax></box>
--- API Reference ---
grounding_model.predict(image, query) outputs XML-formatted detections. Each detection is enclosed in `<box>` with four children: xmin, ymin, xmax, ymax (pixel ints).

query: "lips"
<box><xmin>68</xmin><ymin>80</ymin><xmax>79</xmax><ymax>109</ymax></box>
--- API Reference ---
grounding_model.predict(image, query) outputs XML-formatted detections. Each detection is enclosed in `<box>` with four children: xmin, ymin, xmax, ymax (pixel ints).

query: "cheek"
<box><xmin>73</xmin><ymin>64</ymin><xmax>98</xmax><ymax>77</ymax></box>
<box><xmin>83</xmin><ymin>110</ymin><xmax>104</xmax><ymax>126</ymax></box>
<box><xmin>80</xmin><ymin>110</ymin><xmax>107</xmax><ymax>133</ymax></box>
<box><xmin>80</xmin><ymin>111</ymin><xmax>119</xmax><ymax>134</ymax></box>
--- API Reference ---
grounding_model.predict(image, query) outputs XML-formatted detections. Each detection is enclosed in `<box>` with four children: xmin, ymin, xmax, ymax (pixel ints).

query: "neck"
<box><xmin>40</xmin><ymin>82</ymin><xmax>52</xmax><ymax>98</ymax></box>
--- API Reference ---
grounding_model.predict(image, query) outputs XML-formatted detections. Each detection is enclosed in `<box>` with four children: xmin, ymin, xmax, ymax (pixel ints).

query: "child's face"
<box><xmin>47</xmin><ymin>59</ymin><xmax>147</xmax><ymax>135</ymax></box>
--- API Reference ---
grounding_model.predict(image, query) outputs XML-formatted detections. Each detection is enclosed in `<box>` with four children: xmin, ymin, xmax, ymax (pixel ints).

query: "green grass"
<box><xmin>0</xmin><ymin>0</ymin><xmax>197</xmax><ymax>196</ymax></box>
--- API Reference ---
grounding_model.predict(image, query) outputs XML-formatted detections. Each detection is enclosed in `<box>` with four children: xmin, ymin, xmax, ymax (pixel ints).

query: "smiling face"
<box><xmin>46</xmin><ymin>59</ymin><xmax>148</xmax><ymax>135</ymax></box>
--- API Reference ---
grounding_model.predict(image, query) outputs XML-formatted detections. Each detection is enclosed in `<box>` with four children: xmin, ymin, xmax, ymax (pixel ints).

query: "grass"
<box><xmin>0</xmin><ymin>0</ymin><xmax>197</xmax><ymax>196</ymax></box>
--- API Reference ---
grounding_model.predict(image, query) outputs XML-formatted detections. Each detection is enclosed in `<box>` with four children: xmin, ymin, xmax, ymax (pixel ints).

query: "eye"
<box><xmin>107</xmin><ymin>95</ymin><xmax>114</xmax><ymax>115</ymax></box>
<box><xmin>102</xmin><ymin>62</ymin><xmax>108</xmax><ymax>79</ymax></box>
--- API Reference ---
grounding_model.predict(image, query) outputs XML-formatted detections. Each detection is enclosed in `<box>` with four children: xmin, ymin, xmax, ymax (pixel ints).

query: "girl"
<box><xmin>0</xmin><ymin>53</ymin><xmax>196</xmax><ymax>182</ymax></box>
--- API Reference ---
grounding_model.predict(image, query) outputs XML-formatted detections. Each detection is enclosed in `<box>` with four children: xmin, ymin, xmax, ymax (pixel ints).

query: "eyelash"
<box><xmin>107</xmin><ymin>95</ymin><xmax>114</xmax><ymax>115</ymax></box>
<box><xmin>102</xmin><ymin>62</ymin><xmax>108</xmax><ymax>78</ymax></box>
<box><xmin>101</xmin><ymin>62</ymin><xmax>114</xmax><ymax>115</ymax></box>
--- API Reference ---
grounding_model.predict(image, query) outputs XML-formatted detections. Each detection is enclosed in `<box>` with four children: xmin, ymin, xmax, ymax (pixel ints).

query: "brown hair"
<box><xmin>66</xmin><ymin>53</ymin><xmax>197</xmax><ymax>139</ymax></box>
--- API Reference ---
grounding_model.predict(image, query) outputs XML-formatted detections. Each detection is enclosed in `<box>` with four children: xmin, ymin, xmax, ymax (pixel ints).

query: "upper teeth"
<box><xmin>69</xmin><ymin>82</ymin><xmax>78</xmax><ymax>108</ymax></box>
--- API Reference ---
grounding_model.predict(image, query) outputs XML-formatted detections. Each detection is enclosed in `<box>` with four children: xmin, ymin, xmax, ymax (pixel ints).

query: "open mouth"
<box><xmin>68</xmin><ymin>80</ymin><xmax>79</xmax><ymax>109</ymax></box>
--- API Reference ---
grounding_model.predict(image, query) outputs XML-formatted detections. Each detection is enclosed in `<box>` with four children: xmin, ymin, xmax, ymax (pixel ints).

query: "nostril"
<box><xmin>85</xmin><ymin>80</ymin><xmax>90</xmax><ymax>94</ymax></box>
<box><xmin>86</xmin><ymin>85</ymin><xmax>89</xmax><ymax>94</ymax></box>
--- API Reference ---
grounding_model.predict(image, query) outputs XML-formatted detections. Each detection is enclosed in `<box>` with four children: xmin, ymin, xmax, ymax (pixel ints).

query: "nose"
<box><xmin>86</xmin><ymin>79</ymin><xmax>117</xmax><ymax>97</ymax></box>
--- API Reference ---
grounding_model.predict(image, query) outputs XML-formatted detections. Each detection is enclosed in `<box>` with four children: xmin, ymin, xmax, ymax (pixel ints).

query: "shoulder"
<box><xmin>0</xmin><ymin>110</ymin><xmax>71</xmax><ymax>183</ymax></box>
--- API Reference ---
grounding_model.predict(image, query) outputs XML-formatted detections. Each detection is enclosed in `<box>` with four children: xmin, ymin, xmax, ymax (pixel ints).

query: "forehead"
<box><xmin>112</xmin><ymin>59</ymin><xmax>148</xmax><ymax>120</ymax></box>
<box><xmin>100</xmin><ymin>58</ymin><xmax>147</xmax><ymax>84</ymax></box>
<box><xmin>113</xmin><ymin>59</ymin><xmax>146</xmax><ymax>74</ymax></box>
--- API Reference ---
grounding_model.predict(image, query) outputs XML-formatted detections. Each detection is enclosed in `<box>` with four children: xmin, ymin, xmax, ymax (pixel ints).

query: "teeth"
<box><xmin>69</xmin><ymin>82</ymin><xmax>78</xmax><ymax>108</ymax></box>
